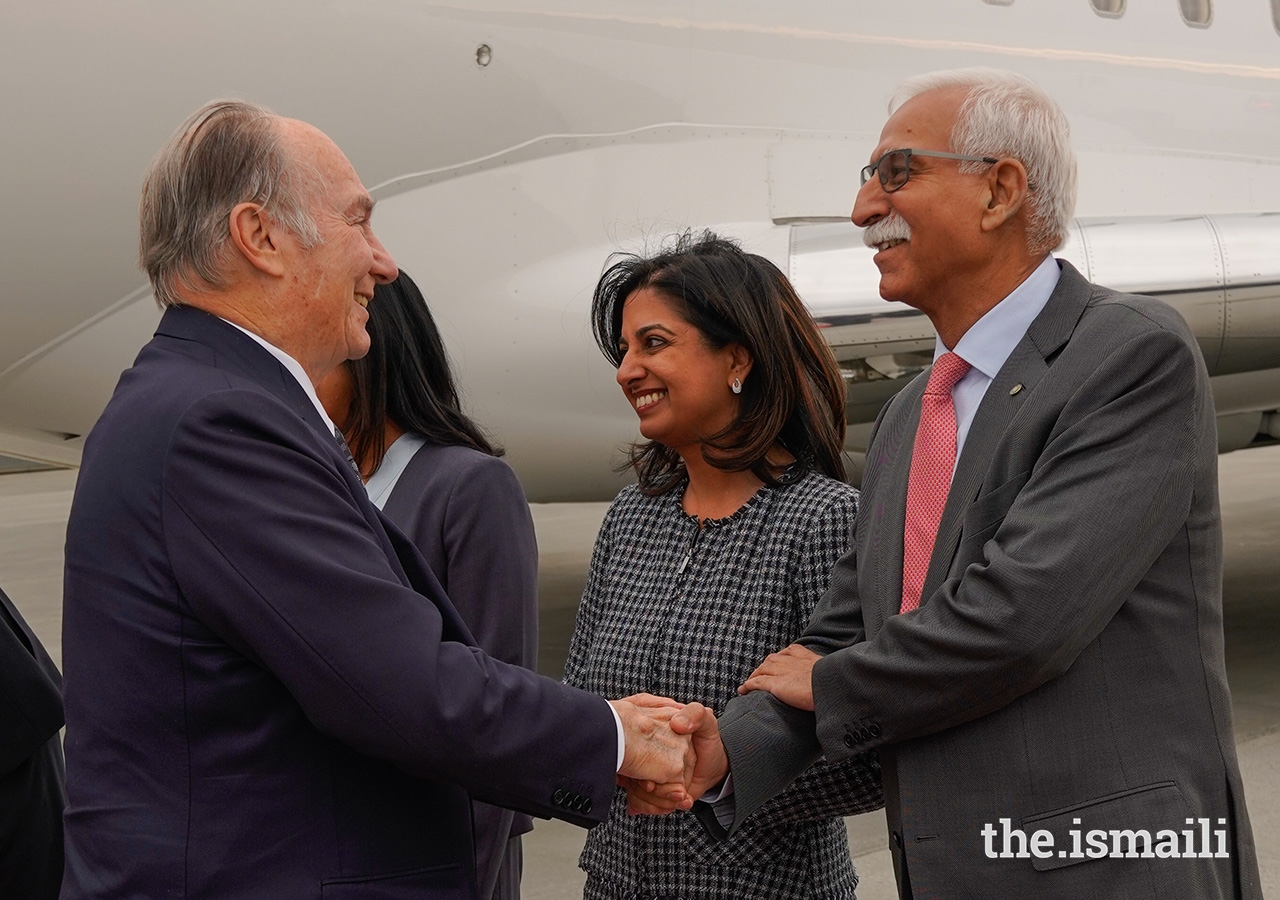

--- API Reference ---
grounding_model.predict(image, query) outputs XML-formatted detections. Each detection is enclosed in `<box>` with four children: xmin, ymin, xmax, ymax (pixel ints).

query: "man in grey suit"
<box><xmin>641</xmin><ymin>68</ymin><xmax>1260</xmax><ymax>898</ymax></box>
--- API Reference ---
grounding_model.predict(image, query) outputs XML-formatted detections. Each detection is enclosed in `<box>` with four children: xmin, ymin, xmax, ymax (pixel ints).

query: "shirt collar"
<box><xmin>935</xmin><ymin>255</ymin><xmax>1061</xmax><ymax>377</ymax></box>
<box><xmin>364</xmin><ymin>432</ymin><xmax>427</xmax><ymax>509</ymax></box>
<box><xmin>219</xmin><ymin>318</ymin><xmax>338</xmax><ymax>435</ymax></box>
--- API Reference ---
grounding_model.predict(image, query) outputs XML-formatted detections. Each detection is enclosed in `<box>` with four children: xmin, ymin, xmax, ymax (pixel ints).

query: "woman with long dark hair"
<box><xmin>563</xmin><ymin>232</ymin><xmax>882</xmax><ymax>900</ymax></box>
<box><xmin>317</xmin><ymin>271</ymin><xmax>536</xmax><ymax>900</ymax></box>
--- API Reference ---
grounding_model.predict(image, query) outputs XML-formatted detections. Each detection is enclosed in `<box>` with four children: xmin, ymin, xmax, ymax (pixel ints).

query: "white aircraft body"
<box><xmin>1</xmin><ymin>0</ymin><xmax>1279</xmax><ymax>499</ymax></box>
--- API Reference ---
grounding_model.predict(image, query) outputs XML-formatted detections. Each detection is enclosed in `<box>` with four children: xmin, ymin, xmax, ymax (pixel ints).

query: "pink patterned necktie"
<box><xmin>901</xmin><ymin>352</ymin><xmax>971</xmax><ymax>614</ymax></box>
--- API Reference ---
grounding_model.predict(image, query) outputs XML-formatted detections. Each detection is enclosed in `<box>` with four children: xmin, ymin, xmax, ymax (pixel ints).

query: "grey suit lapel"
<box><xmin>919</xmin><ymin>261</ymin><xmax>1094</xmax><ymax>603</ymax></box>
<box><xmin>865</xmin><ymin>375</ymin><xmax>927</xmax><ymax>630</ymax></box>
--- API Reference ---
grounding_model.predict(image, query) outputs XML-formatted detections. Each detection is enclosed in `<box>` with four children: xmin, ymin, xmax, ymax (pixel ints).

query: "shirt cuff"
<box><xmin>704</xmin><ymin>775</ymin><xmax>736</xmax><ymax>830</ymax></box>
<box><xmin>609</xmin><ymin>701</ymin><xmax>625</xmax><ymax>772</ymax></box>
<box><xmin>701</xmin><ymin>773</ymin><xmax>733</xmax><ymax>802</ymax></box>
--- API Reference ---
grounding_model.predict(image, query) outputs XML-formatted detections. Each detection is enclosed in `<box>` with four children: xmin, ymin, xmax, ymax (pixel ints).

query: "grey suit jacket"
<box><xmin>716</xmin><ymin>262</ymin><xmax>1260</xmax><ymax>899</ymax></box>
<box><xmin>381</xmin><ymin>443</ymin><xmax>539</xmax><ymax>900</ymax></box>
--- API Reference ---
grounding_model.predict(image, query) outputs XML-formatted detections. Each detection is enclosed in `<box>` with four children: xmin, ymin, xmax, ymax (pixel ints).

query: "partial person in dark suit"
<box><xmin>0</xmin><ymin>585</ymin><xmax>65</xmax><ymax>900</ymax></box>
<box><xmin>638</xmin><ymin>69</ymin><xmax>1261</xmax><ymax>899</ymax></box>
<box><xmin>317</xmin><ymin>271</ymin><xmax>539</xmax><ymax>900</ymax></box>
<box><xmin>60</xmin><ymin>100</ymin><xmax>700</xmax><ymax>900</ymax></box>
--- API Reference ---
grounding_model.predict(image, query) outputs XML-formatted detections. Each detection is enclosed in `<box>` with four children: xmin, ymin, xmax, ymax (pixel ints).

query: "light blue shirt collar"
<box><xmin>933</xmin><ymin>255</ymin><xmax>1060</xmax><ymax>460</ymax></box>
<box><xmin>936</xmin><ymin>255</ymin><xmax>1061</xmax><ymax>376</ymax></box>
<box><xmin>363</xmin><ymin>432</ymin><xmax>427</xmax><ymax>509</ymax></box>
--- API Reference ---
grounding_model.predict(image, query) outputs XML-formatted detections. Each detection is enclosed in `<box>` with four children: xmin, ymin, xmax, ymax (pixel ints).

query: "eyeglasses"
<box><xmin>860</xmin><ymin>148</ymin><xmax>999</xmax><ymax>193</ymax></box>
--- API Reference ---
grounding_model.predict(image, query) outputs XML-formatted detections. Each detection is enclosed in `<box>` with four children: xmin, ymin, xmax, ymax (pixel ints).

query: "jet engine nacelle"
<box><xmin>794</xmin><ymin>213</ymin><xmax>1280</xmax><ymax>460</ymax></box>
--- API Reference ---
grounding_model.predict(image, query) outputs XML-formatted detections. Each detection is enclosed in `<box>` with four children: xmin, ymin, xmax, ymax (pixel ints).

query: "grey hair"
<box><xmin>140</xmin><ymin>100</ymin><xmax>322</xmax><ymax>308</ymax></box>
<box><xmin>890</xmin><ymin>68</ymin><xmax>1077</xmax><ymax>254</ymax></box>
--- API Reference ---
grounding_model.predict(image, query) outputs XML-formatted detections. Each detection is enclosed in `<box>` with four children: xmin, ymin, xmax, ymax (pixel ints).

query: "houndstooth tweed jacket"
<box><xmin>564</xmin><ymin>470</ymin><xmax>883</xmax><ymax>900</ymax></box>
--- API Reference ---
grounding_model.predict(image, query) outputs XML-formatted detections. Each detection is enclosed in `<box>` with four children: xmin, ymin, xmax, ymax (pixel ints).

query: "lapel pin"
<box><xmin>1010</xmin><ymin>384</ymin><xmax>1024</xmax><ymax>396</ymax></box>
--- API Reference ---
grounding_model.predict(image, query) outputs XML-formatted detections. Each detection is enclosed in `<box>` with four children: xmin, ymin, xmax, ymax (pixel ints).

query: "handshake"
<box><xmin>608</xmin><ymin>694</ymin><xmax>727</xmax><ymax>816</ymax></box>
<box><xmin>605</xmin><ymin>642</ymin><xmax>822</xmax><ymax>815</ymax></box>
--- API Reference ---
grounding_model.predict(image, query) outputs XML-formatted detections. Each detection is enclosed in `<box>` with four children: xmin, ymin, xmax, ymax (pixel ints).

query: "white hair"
<box><xmin>891</xmin><ymin>68</ymin><xmax>1077</xmax><ymax>254</ymax></box>
<box><xmin>140</xmin><ymin>100</ymin><xmax>323</xmax><ymax>309</ymax></box>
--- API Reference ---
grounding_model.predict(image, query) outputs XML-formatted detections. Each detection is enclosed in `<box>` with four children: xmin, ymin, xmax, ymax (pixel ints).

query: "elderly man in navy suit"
<box><xmin>60</xmin><ymin>101</ymin><xmax>700</xmax><ymax>900</ymax></box>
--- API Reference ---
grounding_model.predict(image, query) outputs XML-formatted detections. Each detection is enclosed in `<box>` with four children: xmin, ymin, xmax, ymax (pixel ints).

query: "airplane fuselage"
<box><xmin>1</xmin><ymin>1</ymin><xmax>1278</xmax><ymax>497</ymax></box>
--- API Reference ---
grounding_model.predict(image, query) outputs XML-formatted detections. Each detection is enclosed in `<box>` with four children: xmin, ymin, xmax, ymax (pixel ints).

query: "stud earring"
<box><xmin>731</xmin><ymin>378</ymin><xmax>742</xmax><ymax>394</ymax></box>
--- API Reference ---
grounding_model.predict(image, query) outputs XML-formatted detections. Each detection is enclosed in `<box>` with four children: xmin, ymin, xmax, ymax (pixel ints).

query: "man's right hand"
<box><xmin>621</xmin><ymin>702</ymin><xmax>728</xmax><ymax>815</ymax></box>
<box><xmin>609</xmin><ymin>696</ymin><xmax>695</xmax><ymax>806</ymax></box>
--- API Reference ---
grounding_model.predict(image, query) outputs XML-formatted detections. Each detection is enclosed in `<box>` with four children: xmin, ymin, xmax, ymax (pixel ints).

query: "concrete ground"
<box><xmin>2</xmin><ymin>444</ymin><xmax>1277</xmax><ymax>898</ymax></box>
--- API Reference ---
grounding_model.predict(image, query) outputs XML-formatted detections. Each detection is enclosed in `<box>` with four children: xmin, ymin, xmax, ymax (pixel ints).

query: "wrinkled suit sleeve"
<box><xmin>160</xmin><ymin>389</ymin><xmax>616</xmax><ymax>825</ymax></box>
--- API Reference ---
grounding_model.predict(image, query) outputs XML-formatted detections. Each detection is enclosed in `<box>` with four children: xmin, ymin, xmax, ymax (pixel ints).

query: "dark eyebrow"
<box><xmin>635</xmin><ymin>323</ymin><xmax>677</xmax><ymax>338</ymax></box>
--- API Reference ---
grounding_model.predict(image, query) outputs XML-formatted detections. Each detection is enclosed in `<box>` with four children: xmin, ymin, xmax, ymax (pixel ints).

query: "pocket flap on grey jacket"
<box><xmin>1021</xmin><ymin>781</ymin><xmax>1192</xmax><ymax>872</ymax></box>
<box><xmin>963</xmin><ymin>469</ymin><xmax>1031</xmax><ymax>536</ymax></box>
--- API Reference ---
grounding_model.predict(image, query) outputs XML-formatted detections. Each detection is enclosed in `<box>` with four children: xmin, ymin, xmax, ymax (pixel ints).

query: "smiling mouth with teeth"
<box><xmin>876</xmin><ymin>239</ymin><xmax>908</xmax><ymax>251</ymax></box>
<box><xmin>633</xmin><ymin>390</ymin><xmax>666</xmax><ymax>411</ymax></box>
<box><xmin>355</xmin><ymin>295</ymin><xmax>370</xmax><ymax>309</ymax></box>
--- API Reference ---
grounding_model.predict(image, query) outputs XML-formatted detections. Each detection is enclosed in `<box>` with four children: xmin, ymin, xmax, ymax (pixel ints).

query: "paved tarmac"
<box><xmin>2</xmin><ymin>444</ymin><xmax>1277</xmax><ymax>898</ymax></box>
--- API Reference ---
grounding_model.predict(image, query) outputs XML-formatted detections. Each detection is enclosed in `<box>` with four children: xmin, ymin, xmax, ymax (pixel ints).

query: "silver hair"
<box><xmin>890</xmin><ymin>68</ymin><xmax>1077</xmax><ymax>254</ymax></box>
<box><xmin>139</xmin><ymin>100</ymin><xmax>322</xmax><ymax>309</ymax></box>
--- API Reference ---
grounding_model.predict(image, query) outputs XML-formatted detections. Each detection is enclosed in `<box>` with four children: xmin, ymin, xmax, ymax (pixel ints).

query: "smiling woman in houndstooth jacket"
<box><xmin>563</xmin><ymin>232</ymin><xmax>883</xmax><ymax>900</ymax></box>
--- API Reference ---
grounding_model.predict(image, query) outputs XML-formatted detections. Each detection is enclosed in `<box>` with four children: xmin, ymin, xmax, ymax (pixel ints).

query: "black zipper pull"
<box><xmin>676</xmin><ymin>522</ymin><xmax>701</xmax><ymax>575</ymax></box>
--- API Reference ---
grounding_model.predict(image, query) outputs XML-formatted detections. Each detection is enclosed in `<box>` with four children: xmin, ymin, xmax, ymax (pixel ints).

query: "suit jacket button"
<box><xmin>843</xmin><ymin>732</ymin><xmax>855</xmax><ymax>748</ymax></box>
<box><xmin>553</xmin><ymin>789</ymin><xmax>567</xmax><ymax>806</ymax></box>
<box><xmin>582</xmin><ymin>798</ymin><xmax>593</xmax><ymax>814</ymax></box>
<box><xmin>869</xmin><ymin>724</ymin><xmax>882</xmax><ymax>737</ymax></box>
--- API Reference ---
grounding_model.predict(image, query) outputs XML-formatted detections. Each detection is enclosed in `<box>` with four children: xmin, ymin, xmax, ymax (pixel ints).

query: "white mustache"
<box><xmin>862</xmin><ymin>213</ymin><xmax>911</xmax><ymax>249</ymax></box>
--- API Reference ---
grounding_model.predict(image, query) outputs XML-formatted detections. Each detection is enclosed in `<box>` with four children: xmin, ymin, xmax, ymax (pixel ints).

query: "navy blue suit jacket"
<box><xmin>61</xmin><ymin>307</ymin><xmax>616</xmax><ymax>899</ymax></box>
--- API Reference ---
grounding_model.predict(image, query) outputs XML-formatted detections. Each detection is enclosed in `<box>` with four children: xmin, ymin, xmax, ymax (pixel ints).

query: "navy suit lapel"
<box><xmin>153</xmin><ymin>306</ymin><xmax>477</xmax><ymax>645</ymax></box>
<box><xmin>154</xmin><ymin>306</ymin><xmax>331</xmax><ymax>439</ymax></box>
<box><xmin>918</xmin><ymin>260</ymin><xmax>1094</xmax><ymax>605</ymax></box>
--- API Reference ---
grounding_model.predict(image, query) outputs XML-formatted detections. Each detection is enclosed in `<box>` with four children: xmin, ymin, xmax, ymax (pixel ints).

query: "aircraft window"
<box><xmin>1089</xmin><ymin>0</ymin><xmax>1125</xmax><ymax>16</ymax></box>
<box><xmin>1178</xmin><ymin>0</ymin><xmax>1211</xmax><ymax>26</ymax></box>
